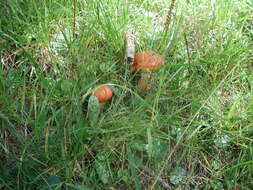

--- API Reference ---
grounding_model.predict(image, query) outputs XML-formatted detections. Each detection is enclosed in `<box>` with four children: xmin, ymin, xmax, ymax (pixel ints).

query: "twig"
<box><xmin>184</xmin><ymin>33</ymin><xmax>191</xmax><ymax>64</ymax></box>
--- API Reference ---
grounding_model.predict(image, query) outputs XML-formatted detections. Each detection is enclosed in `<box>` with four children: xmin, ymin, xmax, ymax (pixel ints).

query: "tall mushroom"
<box><xmin>132</xmin><ymin>51</ymin><xmax>164</xmax><ymax>92</ymax></box>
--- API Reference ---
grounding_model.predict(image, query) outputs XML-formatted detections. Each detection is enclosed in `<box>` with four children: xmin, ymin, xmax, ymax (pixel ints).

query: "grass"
<box><xmin>0</xmin><ymin>0</ymin><xmax>252</xmax><ymax>189</ymax></box>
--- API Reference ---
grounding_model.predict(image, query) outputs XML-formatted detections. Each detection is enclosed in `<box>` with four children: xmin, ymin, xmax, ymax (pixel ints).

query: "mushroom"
<box><xmin>132</xmin><ymin>51</ymin><xmax>164</xmax><ymax>92</ymax></box>
<box><xmin>82</xmin><ymin>85</ymin><xmax>113</xmax><ymax>117</ymax></box>
<box><xmin>93</xmin><ymin>85</ymin><xmax>113</xmax><ymax>103</ymax></box>
<box><xmin>85</xmin><ymin>85</ymin><xmax>113</xmax><ymax>125</ymax></box>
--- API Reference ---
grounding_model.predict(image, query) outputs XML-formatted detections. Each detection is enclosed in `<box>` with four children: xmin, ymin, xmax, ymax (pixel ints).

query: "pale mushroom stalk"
<box><xmin>125</xmin><ymin>24</ymin><xmax>135</xmax><ymax>65</ymax></box>
<box><xmin>138</xmin><ymin>69</ymin><xmax>152</xmax><ymax>92</ymax></box>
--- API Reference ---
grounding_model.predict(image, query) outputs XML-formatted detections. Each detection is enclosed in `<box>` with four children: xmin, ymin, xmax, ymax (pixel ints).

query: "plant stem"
<box><xmin>73</xmin><ymin>0</ymin><xmax>77</xmax><ymax>39</ymax></box>
<box><xmin>165</xmin><ymin>0</ymin><xmax>177</xmax><ymax>28</ymax></box>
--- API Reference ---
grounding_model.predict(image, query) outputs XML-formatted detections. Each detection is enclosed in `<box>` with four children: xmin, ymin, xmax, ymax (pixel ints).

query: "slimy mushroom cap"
<box><xmin>133</xmin><ymin>51</ymin><xmax>164</xmax><ymax>70</ymax></box>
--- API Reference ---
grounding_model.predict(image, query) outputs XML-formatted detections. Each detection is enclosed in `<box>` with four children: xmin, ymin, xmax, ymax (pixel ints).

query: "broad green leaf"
<box><xmin>130</xmin><ymin>166</ymin><xmax>141</xmax><ymax>190</ymax></box>
<box><xmin>6</xmin><ymin>68</ymin><xmax>22</xmax><ymax>88</ymax></box>
<box><xmin>169</xmin><ymin>167</ymin><xmax>186</xmax><ymax>185</ymax></box>
<box><xmin>88</xmin><ymin>95</ymin><xmax>100</xmax><ymax>126</ymax></box>
<box><xmin>65</xmin><ymin>184</ymin><xmax>92</xmax><ymax>190</ymax></box>
<box><xmin>95</xmin><ymin>153</ymin><xmax>110</xmax><ymax>184</ymax></box>
<box><xmin>214</xmin><ymin>134</ymin><xmax>231</xmax><ymax>148</ymax></box>
<box><xmin>127</xmin><ymin>152</ymin><xmax>142</xmax><ymax>168</ymax></box>
<box><xmin>46</xmin><ymin>176</ymin><xmax>61</xmax><ymax>185</ymax></box>
<box><xmin>146</xmin><ymin>138</ymin><xmax>167</xmax><ymax>159</ymax></box>
<box><xmin>37</xmin><ymin>175</ymin><xmax>62</xmax><ymax>190</ymax></box>
<box><xmin>60</xmin><ymin>80</ymin><xmax>72</xmax><ymax>94</ymax></box>
<box><xmin>127</xmin><ymin>151</ymin><xmax>142</xmax><ymax>190</ymax></box>
<box><xmin>117</xmin><ymin>169</ymin><xmax>129</xmax><ymax>182</ymax></box>
<box><xmin>130</xmin><ymin>140</ymin><xmax>145</xmax><ymax>152</ymax></box>
<box><xmin>146</xmin><ymin>126</ymin><xmax>153</xmax><ymax>158</ymax></box>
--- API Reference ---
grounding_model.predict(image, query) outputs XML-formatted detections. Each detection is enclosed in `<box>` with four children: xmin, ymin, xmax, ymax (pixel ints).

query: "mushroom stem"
<box><xmin>125</xmin><ymin>24</ymin><xmax>135</xmax><ymax>65</ymax></box>
<box><xmin>138</xmin><ymin>69</ymin><xmax>151</xmax><ymax>92</ymax></box>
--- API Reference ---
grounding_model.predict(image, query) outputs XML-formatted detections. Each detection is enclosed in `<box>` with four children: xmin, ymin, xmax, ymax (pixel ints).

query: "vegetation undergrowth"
<box><xmin>0</xmin><ymin>0</ymin><xmax>252</xmax><ymax>189</ymax></box>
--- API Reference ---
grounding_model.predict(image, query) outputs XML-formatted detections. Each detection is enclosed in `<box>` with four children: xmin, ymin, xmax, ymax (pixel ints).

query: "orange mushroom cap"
<box><xmin>93</xmin><ymin>85</ymin><xmax>113</xmax><ymax>103</ymax></box>
<box><xmin>133</xmin><ymin>51</ymin><xmax>164</xmax><ymax>70</ymax></box>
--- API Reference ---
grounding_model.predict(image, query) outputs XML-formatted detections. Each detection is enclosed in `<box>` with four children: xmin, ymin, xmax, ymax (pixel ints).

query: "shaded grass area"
<box><xmin>0</xmin><ymin>0</ymin><xmax>253</xmax><ymax>189</ymax></box>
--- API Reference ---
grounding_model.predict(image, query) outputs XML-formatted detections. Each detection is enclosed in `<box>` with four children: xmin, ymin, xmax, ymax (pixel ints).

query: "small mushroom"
<box><xmin>82</xmin><ymin>85</ymin><xmax>113</xmax><ymax>118</ymax></box>
<box><xmin>93</xmin><ymin>85</ymin><xmax>113</xmax><ymax>103</ymax></box>
<box><xmin>132</xmin><ymin>51</ymin><xmax>164</xmax><ymax>92</ymax></box>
